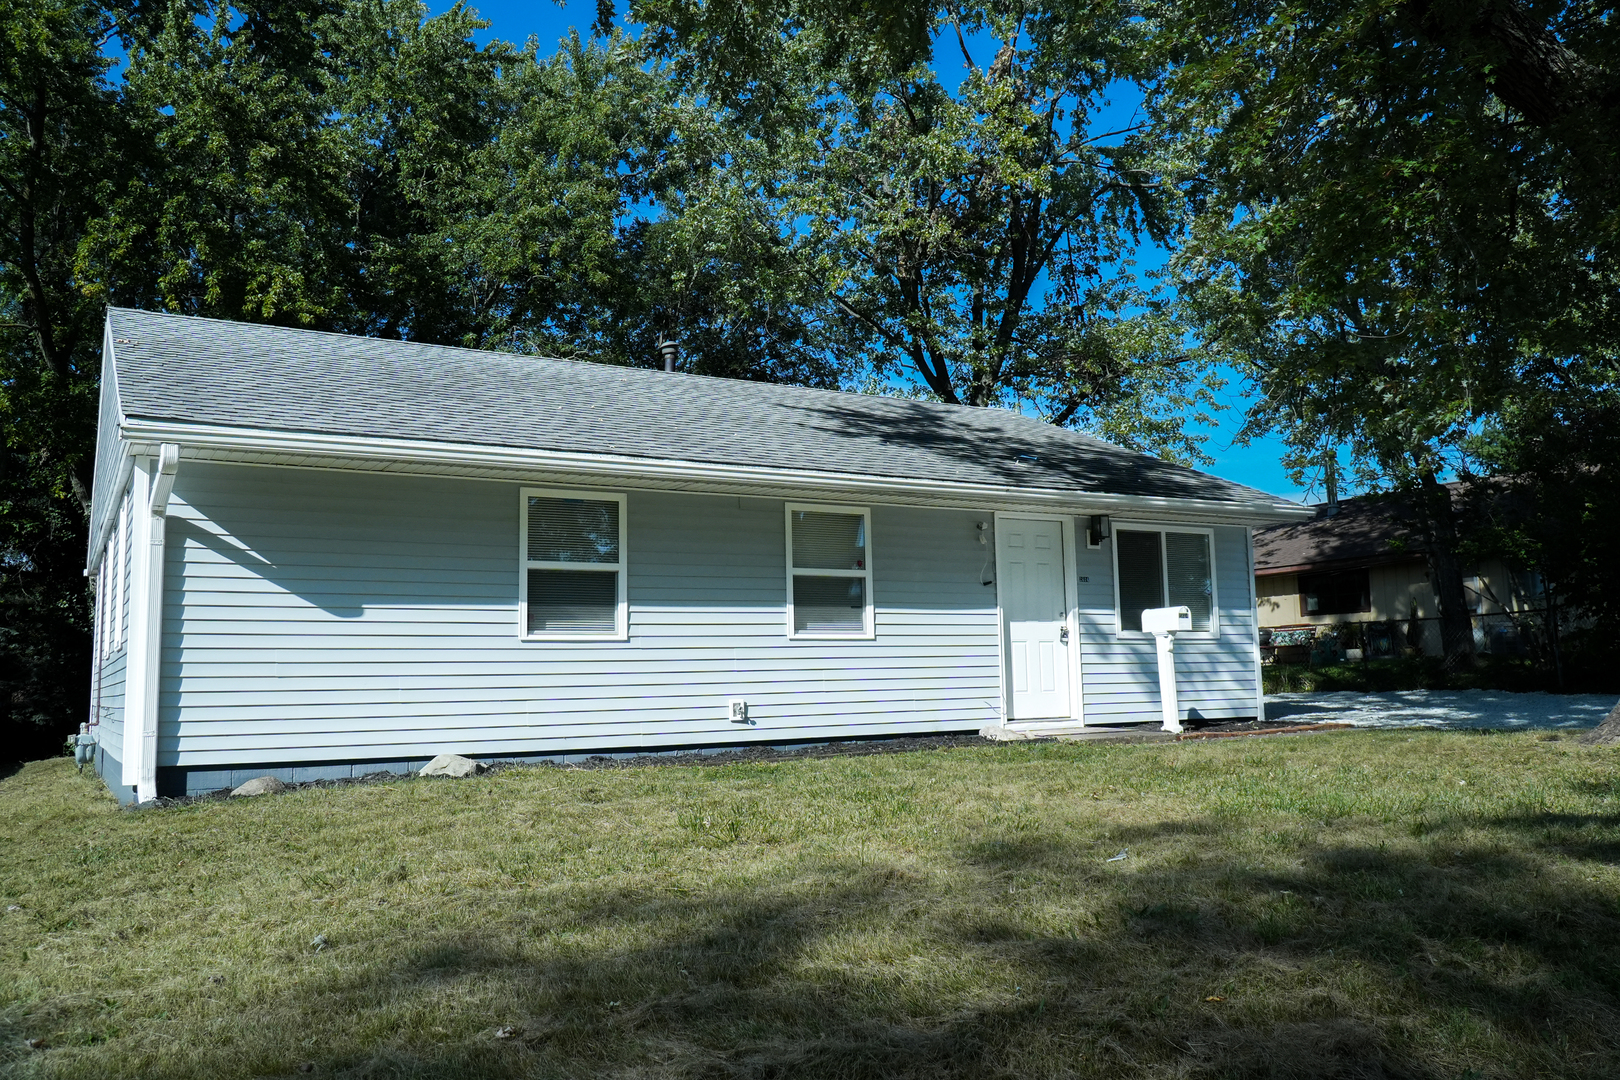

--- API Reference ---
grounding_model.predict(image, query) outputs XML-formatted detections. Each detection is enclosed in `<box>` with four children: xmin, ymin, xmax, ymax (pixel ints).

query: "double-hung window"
<box><xmin>521</xmin><ymin>489</ymin><xmax>627</xmax><ymax>640</ymax></box>
<box><xmin>786</xmin><ymin>504</ymin><xmax>873</xmax><ymax>638</ymax></box>
<box><xmin>1113</xmin><ymin>525</ymin><xmax>1216</xmax><ymax>635</ymax></box>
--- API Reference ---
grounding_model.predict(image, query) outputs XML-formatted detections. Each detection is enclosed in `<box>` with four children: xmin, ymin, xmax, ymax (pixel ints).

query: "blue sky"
<box><xmin>441</xmin><ymin>1</ymin><xmax>1314</xmax><ymax>502</ymax></box>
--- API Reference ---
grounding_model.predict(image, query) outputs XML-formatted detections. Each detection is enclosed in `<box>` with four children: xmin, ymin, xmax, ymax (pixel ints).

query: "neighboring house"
<box><xmin>85</xmin><ymin>309</ymin><xmax>1309</xmax><ymax>803</ymax></box>
<box><xmin>1252</xmin><ymin>490</ymin><xmax>1544</xmax><ymax>659</ymax></box>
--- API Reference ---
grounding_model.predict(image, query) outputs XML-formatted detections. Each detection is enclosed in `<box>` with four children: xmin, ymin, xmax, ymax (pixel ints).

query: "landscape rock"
<box><xmin>231</xmin><ymin>776</ymin><xmax>288</xmax><ymax>797</ymax></box>
<box><xmin>1578</xmin><ymin>700</ymin><xmax>1620</xmax><ymax>746</ymax></box>
<box><xmin>419</xmin><ymin>754</ymin><xmax>484</xmax><ymax>778</ymax></box>
<box><xmin>978</xmin><ymin>725</ymin><xmax>1035</xmax><ymax>741</ymax></box>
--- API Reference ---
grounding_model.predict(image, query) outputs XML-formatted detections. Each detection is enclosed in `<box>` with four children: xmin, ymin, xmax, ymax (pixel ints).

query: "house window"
<box><xmin>786</xmin><ymin>504</ymin><xmax>873</xmax><ymax>638</ymax></box>
<box><xmin>1299</xmin><ymin>569</ymin><xmax>1370</xmax><ymax>616</ymax></box>
<box><xmin>1114</xmin><ymin>527</ymin><xmax>1215</xmax><ymax>633</ymax></box>
<box><xmin>520</xmin><ymin>489</ymin><xmax>627</xmax><ymax>639</ymax></box>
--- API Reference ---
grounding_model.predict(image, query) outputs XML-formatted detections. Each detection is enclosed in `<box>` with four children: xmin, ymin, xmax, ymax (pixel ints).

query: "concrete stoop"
<box><xmin>979</xmin><ymin>723</ymin><xmax>1177</xmax><ymax>745</ymax></box>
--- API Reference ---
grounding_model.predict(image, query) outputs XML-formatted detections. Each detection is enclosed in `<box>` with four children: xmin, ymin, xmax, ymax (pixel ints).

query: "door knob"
<box><xmin>1059</xmin><ymin>625</ymin><xmax>1070</xmax><ymax>644</ymax></box>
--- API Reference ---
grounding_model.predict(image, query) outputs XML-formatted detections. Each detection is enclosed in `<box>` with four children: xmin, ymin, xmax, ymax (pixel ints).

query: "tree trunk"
<box><xmin>1418</xmin><ymin>472</ymin><xmax>1477</xmax><ymax>669</ymax></box>
<box><xmin>1545</xmin><ymin>569</ymin><xmax>1563</xmax><ymax>690</ymax></box>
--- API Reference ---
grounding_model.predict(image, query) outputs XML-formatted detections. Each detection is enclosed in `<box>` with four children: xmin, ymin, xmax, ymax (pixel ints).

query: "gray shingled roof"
<box><xmin>1254</xmin><ymin>491</ymin><xmax>1442</xmax><ymax>573</ymax></box>
<box><xmin>106</xmin><ymin>307</ymin><xmax>1283</xmax><ymax>506</ymax></box>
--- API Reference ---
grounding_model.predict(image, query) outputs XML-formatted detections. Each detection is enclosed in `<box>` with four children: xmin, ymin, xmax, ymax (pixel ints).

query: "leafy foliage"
<box><xmin>1461</xmin><ymin>381</ymin><xmax>1620</xmax><ymax>684</ymax></box>
<box><xmin>0</xmin><ymin>0</ymin><xmax>123</xmax><ymax>757</ymax></box>
<box><xmin>1155</xmin><ymin>0</ymin><xmax>1620</xmax><ymax>660</ymax></box>
<box><xmin>638</xmin><ymin>0</ymin><xmax>1225</xmax><ymax>460</ymax></box>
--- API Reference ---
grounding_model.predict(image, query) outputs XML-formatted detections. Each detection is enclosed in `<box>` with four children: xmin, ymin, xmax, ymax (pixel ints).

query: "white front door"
<box><xmin>999</xmin><ymin>517</ymin><xmax>1072</xmax><ymax>720</ymax></box>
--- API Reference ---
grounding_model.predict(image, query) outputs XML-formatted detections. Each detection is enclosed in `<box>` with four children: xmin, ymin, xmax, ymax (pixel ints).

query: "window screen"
<box><xmin>788</xmin><ymin>506</ymin><xmax>872</xmax><ymax>637</ymax></box>
<box><xmin>522</xmin><ymin>492</ymin><xmax>625</xmax><ymax>637</ymax></box>
<box><xmin>1165</xmin><ymin>532</ymin><xmax>1213</xmax><ymax>631</ymax></box>
<box><xmin>1116</xmin><ymin>530</ymin><xmax>1165</xmax><ymax>633</ymax></box>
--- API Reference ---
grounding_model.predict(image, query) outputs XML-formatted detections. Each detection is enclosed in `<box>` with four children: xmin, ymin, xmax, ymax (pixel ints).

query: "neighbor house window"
<box><xmin>521</xmin><ymin>489</ymin><xmax>627</xmax><ymax>639</ymax></box>
<box><xmin>1113</xmin><ymin>526</ymin><xmax>1215</xmax><ymax>634</ymax></box>
<box><xmin>1299</xmin><ymin>569</ymin><xmax>1371</xmax><ymax>616</ymax></box>
<box><xmin>786</xmin><ymin>504</ymin><xmax>873</xmax><ymax>638</ymax></box>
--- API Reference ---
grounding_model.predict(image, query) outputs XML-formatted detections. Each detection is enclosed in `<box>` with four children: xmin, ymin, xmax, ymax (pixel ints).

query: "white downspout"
<box><xmin>122</xmin><ymin>444</ymin><xmax>179</xmax><ymax>802</ymax></box>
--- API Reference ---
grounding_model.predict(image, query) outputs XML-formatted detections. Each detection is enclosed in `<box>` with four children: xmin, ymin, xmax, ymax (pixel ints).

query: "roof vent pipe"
<box><xmin>657</xmin><ymin>337</ymin><xmax>679</xmax><ymax>373</ymax></box>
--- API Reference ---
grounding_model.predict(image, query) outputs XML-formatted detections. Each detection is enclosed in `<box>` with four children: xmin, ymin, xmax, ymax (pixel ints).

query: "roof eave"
<box><xmin>1255</xmin><ymin>553</ymin><xmax>1430</xmax><ymax>576</ymax></box>
<box><xmin>120</xmin><ymin>417</ymin><xmax>1316</xmax><ymax>526</ymax></box>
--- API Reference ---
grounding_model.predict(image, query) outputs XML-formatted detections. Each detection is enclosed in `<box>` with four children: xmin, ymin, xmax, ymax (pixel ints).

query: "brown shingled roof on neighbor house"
<box><xmin>1253</xmin><ymin>492</ymin><xmax>1431</xmax><ymax>575</ymax></box>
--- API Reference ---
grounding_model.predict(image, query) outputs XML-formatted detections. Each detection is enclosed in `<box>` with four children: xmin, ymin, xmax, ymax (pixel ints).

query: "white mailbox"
<box><xmin>1141</xmin><ymin>606</ymin><xmax>1192</xmax><ymax>634</ymax></box>
<box><xmin>1140</xmin><ymin>605</ymin><xmax>1192</xmax><ymax>733</ymax></box>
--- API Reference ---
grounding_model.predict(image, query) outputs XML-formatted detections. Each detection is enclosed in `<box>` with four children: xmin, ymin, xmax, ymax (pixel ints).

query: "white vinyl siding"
<box><xmin>786</xmin><ymin>504</ymin><xmax>873</xmax><ymax>639</ymax></box>
<box><xmin>519</xmin><ymin>489</ymin><xmax>626</xmax><ymax>640</ymax></box>
<box><xmin>1113</xmin><ymin>526</ymin><xmax>1216</xmax><ymax>635</ymax></box>
<box><xmin>155</xmin><ymin>465</ymin><xmax>999</xmax><ymax>769</ymax></box>
<box><xmin>92</xmin><ymin>486</ymin><xmax>132</xmax><ymax>773</ymax></box>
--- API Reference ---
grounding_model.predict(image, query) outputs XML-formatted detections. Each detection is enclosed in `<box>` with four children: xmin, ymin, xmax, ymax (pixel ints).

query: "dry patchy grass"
<box><xmin>2</xmin><ymin>730</ymin><xmax>1619</xmax><ymax>1079</ymax></box>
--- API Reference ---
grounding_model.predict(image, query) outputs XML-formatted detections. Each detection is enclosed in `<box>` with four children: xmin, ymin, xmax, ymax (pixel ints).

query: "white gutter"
<box><xmin>119</xmin><ymin>418</ymin><xmax>1315</xmax><ymax>525</ymax></box>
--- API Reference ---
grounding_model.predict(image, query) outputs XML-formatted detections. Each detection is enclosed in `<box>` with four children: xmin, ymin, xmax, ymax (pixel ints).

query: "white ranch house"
<box><xmin>85</xmin><ymin>308</ymin><xmax>1309</xmax><ymax>802</ymax></box>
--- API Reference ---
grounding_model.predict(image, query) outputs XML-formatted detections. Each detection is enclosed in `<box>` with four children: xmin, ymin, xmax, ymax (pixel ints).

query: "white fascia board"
<box><xmin>86</xmin><ymin>327</ymin><xmax>135</xmax><ymax>575</ymax></box>
<box><xmin>119</xmin><ymin>418</ymin><xmax>1317</xmax><ymax>526</ymax></box>
<box><xmin>85</xmin><ymin>451</ymin><xmax>134</xmax><ymax>575</ymax></box>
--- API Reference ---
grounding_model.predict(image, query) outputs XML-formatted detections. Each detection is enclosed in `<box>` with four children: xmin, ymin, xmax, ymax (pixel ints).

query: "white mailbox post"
<box><xmin>1141</xmin><ymin>605</ymin><xmax>1193</xmax><ymax>733</ymax></box>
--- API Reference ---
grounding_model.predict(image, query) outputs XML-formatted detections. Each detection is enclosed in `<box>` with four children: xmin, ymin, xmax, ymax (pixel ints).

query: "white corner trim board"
<box><xmin>117</xmin><ymin>417</ymin><xmax>1315</xmax><ymax>527</ymax></box>
<box><xmin>121</xmin><ymin>444</ymin><xmax>178</xmax><ymax>802</ymax></box>
<box><xmin>1248</xmin><ymin>526</ymin><xmax>1265</xmax><ymax>722</ymax></box>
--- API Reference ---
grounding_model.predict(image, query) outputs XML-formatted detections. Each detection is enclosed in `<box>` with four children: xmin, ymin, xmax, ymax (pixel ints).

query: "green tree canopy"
<box><xmin>1154</xmin><ymin>0</ymin><xmax>1619</xmax><ymax>661</ymax></box>
<box><xmin>637</xmin><ymin>0</ymin><xmax>1225</xmax><ymax>461</ymax></box>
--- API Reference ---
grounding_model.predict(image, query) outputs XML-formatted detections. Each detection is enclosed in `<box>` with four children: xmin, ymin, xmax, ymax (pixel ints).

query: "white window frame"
<box><xmin>518</xmin><ymin>487</ymin><xmax>628</xmax><ymax>642</ymax></box>
<box><xmin>785</xmin><ymin>502</ymin><xmax>875</xmax><ymax>640</ymax></box>
<box><xmin>1110</xmin><ymin>522</ymin><xmax>1220</xmax><ymax>639</ymax></box>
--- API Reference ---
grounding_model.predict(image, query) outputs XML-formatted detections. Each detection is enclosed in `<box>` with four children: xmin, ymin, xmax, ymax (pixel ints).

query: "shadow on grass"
<box><xmin>155</xmin><ymin>809</ymin><xmax>1620</xmax><ymax>1080</ymax></box>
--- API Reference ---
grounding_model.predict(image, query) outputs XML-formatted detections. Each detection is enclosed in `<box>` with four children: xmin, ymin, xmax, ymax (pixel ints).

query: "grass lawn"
<box><xmin>3</xmin><ymin>731</ymin><xmax>1619</xmax><ymax>1079</ymax></box>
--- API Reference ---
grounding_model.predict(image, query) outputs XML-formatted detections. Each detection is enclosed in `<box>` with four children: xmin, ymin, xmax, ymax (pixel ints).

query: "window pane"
<box><xmin>528</xmin><ymin>497</ymin><xmax>620</xmax><ymax>563</ymax></box>
<box><xmin>527</xmin><ymin>569</ymin><xmax>617</xmax><ymax>634</ymax></box>
<box><xmin>792</xmin><ymin>510</ymin><xmax>866</xmax><ymax>570</ymax></box>
<box><xmin>1165</xmin><ymin>532</ymin><xmax>1213</xmax><ymax>631</ymax></box>
<box><xmin>1299</xmin><ymin>569</ymin><xmax>1370</xmax><ymax>616</ymax></box>
<box><xmin>793</xmin><ymin>575</ymin><xmax>866</xmax><ymax>634</ymax></box>
<box><xmin>1116</xmin><ymin>530</ymin><xmax>1164</xmax><ymax>633</ymax></box>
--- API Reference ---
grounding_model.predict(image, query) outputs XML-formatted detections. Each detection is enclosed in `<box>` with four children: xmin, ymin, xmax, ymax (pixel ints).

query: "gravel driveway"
<box><xmin>1265</xmin><ymin>690</ymin><xmax>1616</xmax><ymax>732</ymax></box>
